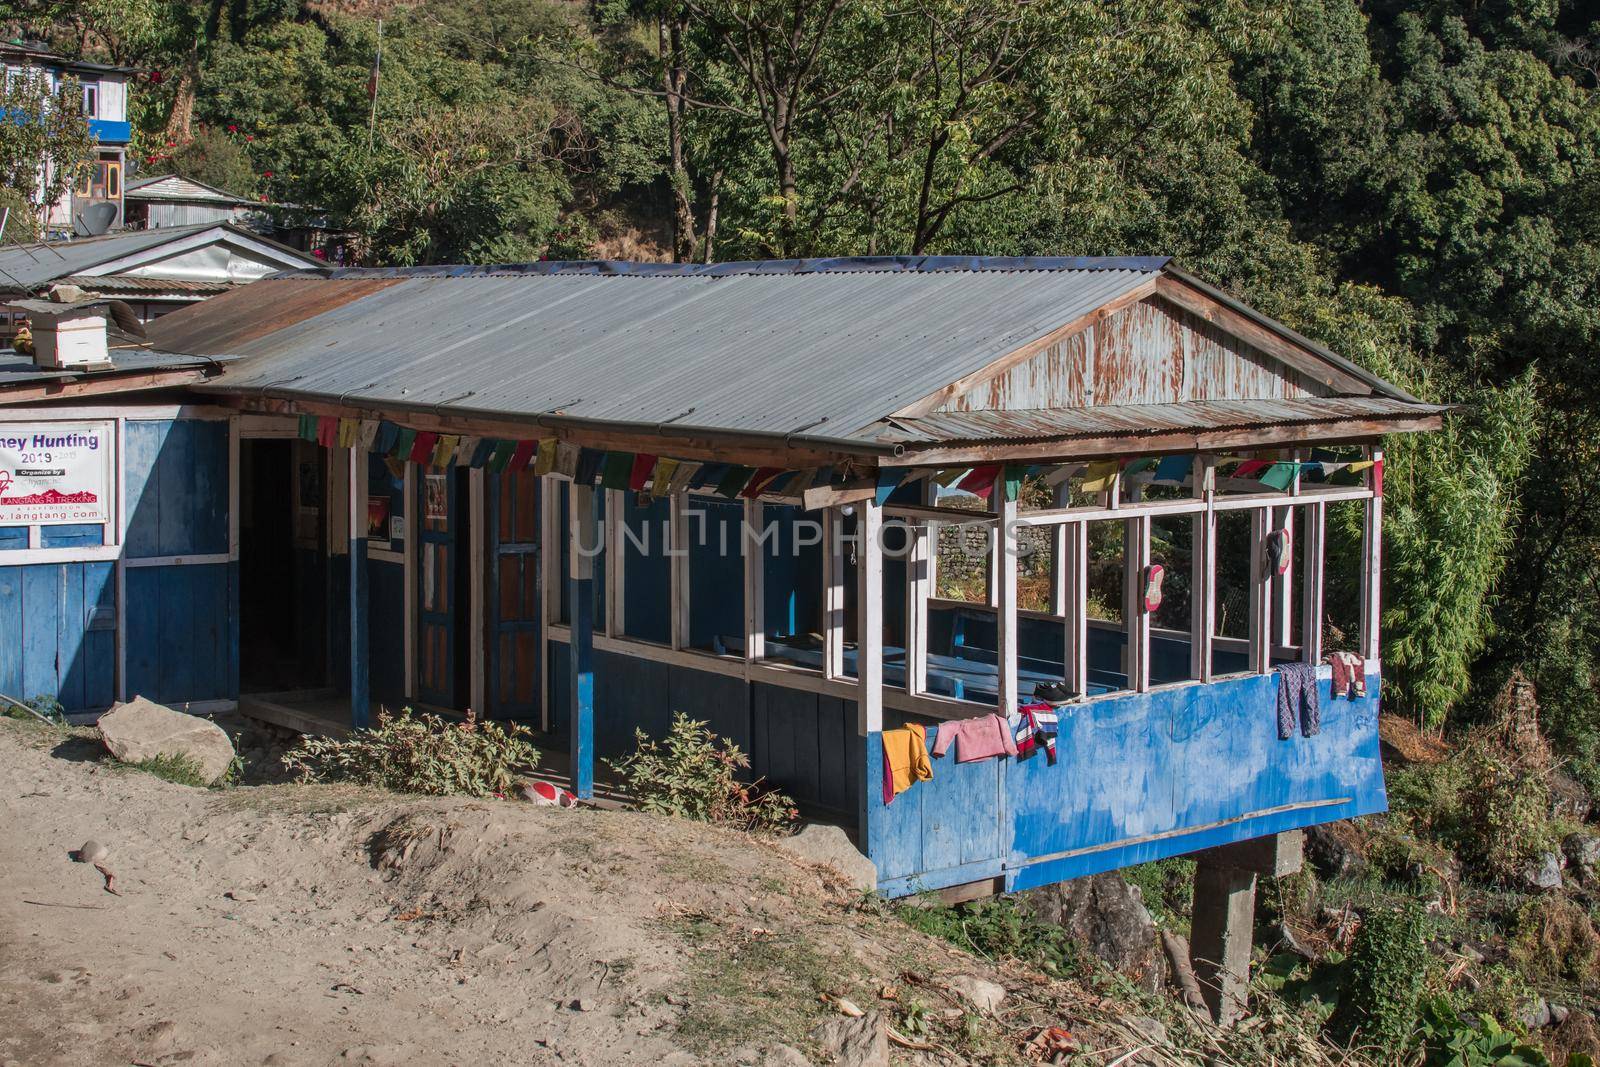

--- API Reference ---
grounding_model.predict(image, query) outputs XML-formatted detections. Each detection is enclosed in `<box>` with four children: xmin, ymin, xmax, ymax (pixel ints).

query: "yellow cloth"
<box><xmin>533</xmin><ymin>438</ymin><xmax>558</xmax><ymax>477</ymax></box>
<box><xmin>1078</xmin><ymin>459</ymin><xmax>1119</xmax><ymax>494</ymax></box>
<box><xmin>337</xmin><ymin>417</ymin><xmax>360</xmax><ymax>448</ymax></box>
<box><xmin>883</xmin><ymin>724</ymin><xmax>932</xmax><ymax>798</ymax></box>
<box><xmin>431</xmin><ymin>434</ymin><xmax>460</xmax><ymax>468</ymax></box>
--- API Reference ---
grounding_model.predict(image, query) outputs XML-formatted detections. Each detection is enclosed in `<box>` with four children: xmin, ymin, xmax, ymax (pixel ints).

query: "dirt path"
<box><xmin>0</xmin><ymin>721</ymin><xmax>834</xmax><ymax>1066</ymax></box>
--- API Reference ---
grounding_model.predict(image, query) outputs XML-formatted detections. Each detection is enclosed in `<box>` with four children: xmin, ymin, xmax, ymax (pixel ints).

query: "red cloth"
<box><xmin>740</xmin><ymin>466</ymin><xmax>784</xmax><ymax>499</ymax></box>
<box><xmin>316</xmin><ymin>416</ymin><xmax>337</xmax><ymax>447</ymax></box>
<box><xmin>409</xmin><ymin>431</ymin><xmax>439</xmax><ymax>464</ymax></box>
<box><xmin>509</xmin><ymin>439</ymin><xmax>537</xmax><ymax>471</ymax></box>
<box><xmin>629</xmin><ymin>453</ymin><xmax>658</xmax><ymax>491</ymax></box>
<box><xmin>1233</xmin><ymin>460</ymin><xmax>1269</xmax><ymax>479</ymax></box>
<box><xmin>957</xmin><ymin>464</ymin><xmax>1001</xmax><ymax>498</ymax></box>
<box><xmin>931</xmin><ymin>714</ymin><xmax>1018</xmax><ymax>762</ymax></box>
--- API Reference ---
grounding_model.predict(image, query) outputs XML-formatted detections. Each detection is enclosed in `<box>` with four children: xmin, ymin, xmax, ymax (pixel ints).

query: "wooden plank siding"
<box><xmin>935</xmin><ymin>296</ymin><xmax>1324</xmax><ymax>413</ymax></box>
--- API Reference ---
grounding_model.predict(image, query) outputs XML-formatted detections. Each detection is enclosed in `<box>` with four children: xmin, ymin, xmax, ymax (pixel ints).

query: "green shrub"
<box><xmin>282</xmin><ymin>707</ymin><xmax>538</xmax><ymax>797</ymax></box>
<box><xmin>607</xmin><ymin>712</ymin><xmax>796</xmax><ymax>834</ymax></box>
<box><xmin>1417</xmin><ymin>998</ymin><xmax>1551</xmax><ymax>1067</ymax></box>
<box><xmin>1509</xmin><ymin>895</ymin><xmax>1600</xmax><ymax>990</ymax></box>
<box><xmin>1329</xmin><ymin>901</ymin><xmax>1430</xmax><ymax>1048</ymax></box>
<box><xmin>894</xmin><ymin>896</ymin><xmax>1087</xmax><ymax>980</ymax></box>
<box><xmin>128</xmin><ymin>752</ymin><xmax>211</xmax><ymax>787</ymax></box>
<box><xmin>2</xmin><ymin>693</ymin><xmax>66</xmax><ymax>726</ymax></box>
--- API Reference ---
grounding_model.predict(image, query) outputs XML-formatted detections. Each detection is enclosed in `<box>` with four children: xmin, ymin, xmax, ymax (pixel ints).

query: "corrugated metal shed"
<box><xmin>123</xmin><ymin>175</ymin><xmax>257</xmax><ymax>207</ymax></box>
<box><xmin>880</xmin><ymin>396</ymin><xmax>1448</xmax><ymax>444</ymax></box>
<box><xmin>177</xmin><ymin>266</ymin><xmax>1161</xmax><ymax>439</ymax></box>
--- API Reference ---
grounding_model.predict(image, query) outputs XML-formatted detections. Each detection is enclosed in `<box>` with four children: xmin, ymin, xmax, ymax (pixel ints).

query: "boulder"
<box><xmin>1016</xmin><ymin>873</ymin><xmax>1162</xmax><ymax>992</ymax></box>
<box><xmin>809</xmin><ymin>1011</ymin><xmax>887</xmax><ymax>1067</ymax></box>
<box><xmin>775</xmin><ymin>822</ymin><xmax>877</xmax><ymax>893</ymax></box>
<box><xmin>1522</xmin><ymin>851</ymin><xmax>1565</xmax><ymax>892</ymax></box>
<box><xmin>1563</xmin><ymin>833</ymin><xmax>1600</xmax><ymax>884</ymax></box>
<box><xmin>944</xmin><ymin>974</ymin><xmax>1006</xmax><ymax>1014</ymax></box>
<box><xmin>98</xmin><ymin>697</ymin><xmax>236</xmax><ymax>785</ymax></box>
<box><xmin>1304</xmin><ymin>820</ymin><xmax>1368</xmax><ymax>880</ymax></box>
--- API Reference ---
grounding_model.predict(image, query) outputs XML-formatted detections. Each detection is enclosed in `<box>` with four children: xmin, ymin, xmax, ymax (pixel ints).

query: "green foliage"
<box><xmin>127</xmin><ymin>751</ymin><xmax>211</xmax><ymax>787</ymax></box>
<box><xmin>282</xmin><ymin>707</ymin><xmax>539</xmax><ymax>797</ymax></box>
<box><xmin>1329</xmin><ymin>902</ymin><xmax>1431</xmax><ymax>1048</ymax></box>
<box><xmin>607</xmin><ymin>713</ymin><xmax>797</xmax><ymax>834</ymax></box>
<box><xmin>1508</xmin><ymin>895</ymin><xmax>1600</xmax><ymax>990</ymax></box>
<box><xmin>893</xmin><ymin>896</ymin><xmax>1087</xmax><ymax>980</ymax></box>
<box><xmin>1418</xmin><ymin>999</ymin><xmax>1552</xmax><ymax>1067</ymax></box>
<box><xmin>2</xmin><ymin>693</ymin><xmax>67</xmax><ymax>726</ymax></box>
<box><xmin>0</xmin><ymin>69</ymin><xmax>96</xmax><ymax>216</ymax></box>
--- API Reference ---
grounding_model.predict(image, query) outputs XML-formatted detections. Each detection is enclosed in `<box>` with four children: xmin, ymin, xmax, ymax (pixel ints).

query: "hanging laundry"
<box><xmin>648</xmin><ymin>457</ymin><xmax>678</xmax><ymax>498</ymax></box>
<box><xmin>930</xmin><ymin>713</ymin><xmax>1017</xmax><ymax>763</ymax></box>
<box><xmin>1152</xmin><ymin>454</ymin><xmax>1193</xmax><ymax>484</ymax></box>
<box><xmin>1275</xmin><ymin>662</ymin><xmax>1320</xmax><ymax>739</ymax></box>
<box><xmin>881</xmin><ymin>724</ymin><xmax>932</xmax><ymax>804</ymax></box>
<box><xmin>1012</xmin><ymin>703</ymin><xmax>1059</xmax><ymax>765</ymax></box>
<box><xmin>1078</xmin><ymin>460</ymin><xmax>1119</xmax><ymax>494</ymax></box>
<box><xmin>1327</xmin><ymin>651</ymin><xmax>1368</xmax><ymax>698</ymax></box>
<box><xmin>358</xmin><ymin>420</ymin><xmax>382</xmax><ymax>452</ymax></box>
<box><xmin>408</xmin><ymin>431</ymin><xmax>439</xmax><ymax>465</ymax></box>
<box><xmin>574</xmin><ymin>448</ymin><xmax>606</xmax><ymax>485</ymax></box>
<box><xmin>432</xmin><ymin>434</ymin><xmax>460</xmax><ymax>468</ymax></box>
<box><xmin>534</xmin><ymin>438</ymin><xmax>558</xmax><ymax>476</ymax></box>
<box><xmin>715</xmin><ymin>465</ymin><xmax>755</xmax><ymax>498</ymax></box>
<box><xmin>601</xmin><ymin>451</ymin><xmax>633</xmax><ymax>489</ymax></box>
<box><xmin>1266</xmin><ymin>527</ymin><xmax>1292</xmax><ymax>575</ymax></box>
<box><xmin>1259</xmin><ymin>461</ymin><xmax>1299</xmax><ymax>491</ymax></box>
<box><xmin>629</xmin><ymin>454</ymin><xmax>658</xmax><ymax>492</ymax></box>
<box><xmin>554</xmin><ymin>442</ymin><xmax>581</xmax><ymax>479</ymax></box>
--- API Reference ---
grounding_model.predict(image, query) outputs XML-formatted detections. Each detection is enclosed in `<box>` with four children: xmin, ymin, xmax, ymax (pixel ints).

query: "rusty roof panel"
<box><xmin>145</xmin><ymin>277</ymin><xmax>404</xmax><ymax>355</ymax></box>
<box><xmin>880</xmin><ymin>396</ymin><xmax>1448</xmax><ymax>445</ymax></box>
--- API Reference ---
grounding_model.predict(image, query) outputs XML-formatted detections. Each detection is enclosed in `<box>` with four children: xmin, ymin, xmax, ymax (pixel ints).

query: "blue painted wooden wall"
<box><xmin>0</xmin><ymin>561</ymin><xmax>116</xmax><ymax>712</ymax></box>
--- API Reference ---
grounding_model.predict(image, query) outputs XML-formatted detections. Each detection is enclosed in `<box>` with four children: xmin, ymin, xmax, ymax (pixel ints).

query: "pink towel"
<box><xmin>931</xmin><ymin>714</ymin><xmax>1019</xmax><ymax>763</ymax></box>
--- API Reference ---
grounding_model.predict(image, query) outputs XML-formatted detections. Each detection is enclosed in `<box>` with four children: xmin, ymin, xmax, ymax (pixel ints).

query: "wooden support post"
<box><xmin>1189</xmin><ymin>862</ymin><xmax>1258</xmax><ymax>1026</ymax></box>
<box><xmin>906</xmin><ymin>512</ymin><xmax>930</xmax><ymax>697</ymax></box>
<box><xmin>403</xmin><ymin>463</ymin><xmax>417</xmax><ymax>700</ymax></box>
<box><xmin>1192</xmin><ymin>455</ymin><xmax>1215</xmax><ymax>683</ymax></box>
<box><xmin>348</xmin><ymin>447</ymin><xmax>370</xmax><ymax>729</ymax></box>
<box><xmin>997</xmin><ymin>494</ymin><xmax>1019</xmax><ymax>715</ymax></box>
<box><xmin>1050</xmin><ymin>482</ymin><xmax>1070</xmax><ymax>617</ymax></box>
<box><xmin>1065</xmin><ymin>521</ymin><xmax>1087</xmax><ymax>697</ymax></box>
<box><xmin>1270</xmin><ymin>505</ymin><xmax>1295</xmax><ymax>650</ymax></box>
<box><xmin>568</xmin><ymin>484</ymin><xmax>597</xmax><ymax>799</ymax></box>
<box><xmin>1361</xmin><ymin>448</ymin><xmax>1384</xmax><ymax>662</ymax></box>
<box><xmin>669</xmin><ymin>492</ymin><xmax>689</xmax><ymax>651</ymax></box>
<box><xmin>1248</xmin><ymin>507</ymin><xmax>1271</xmax><ymax>674</ymax></box>
<box><xmin>1302</xmin><ymin>502</ymin><xmax>1326</xmax><ymax>666</ymax></box>
<box><xmin>604</xmin><ymin>488</ymin><xmax>623</xmax><ymax>638</ymax></box>
<box><xmin>744</xmin><ymin>497</ymin><xmax>764</xmax><ymax>663</ymax></box>
<box><xmin>1130</xmin><ymin>512</ymin><xmax>1152</xmax><ymax>692</ymax></box>
<box><xmin>824</xmin><ymin>506</ymin><xmax>846</xmax><ymax>679</ymax></box>
<box><xmin>469</xmin><ymin>468</ymin><xmax>485</xmax><ymax>718</ymax></box>
<box><xmin>857</xmin><ymin>501</ymin><xmax>884</xmax><ymax>735</ymax></box>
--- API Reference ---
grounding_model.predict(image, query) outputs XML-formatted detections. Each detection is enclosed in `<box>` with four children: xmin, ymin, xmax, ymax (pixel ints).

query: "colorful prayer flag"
<box><xmin>1078</xmin><ymin>460</ymin><xmax>1119</xmax><ymax>494</ymax></box>
<box><xmin>1001</xmin><ymin>463</ymin><xmax>1027</xmax><ymax>502</ymax></box>
<box><xmin>691</xmin><ymin>463</ymin><xmax>728</xmax><ymax>491</ymax></box>
<box><xmin>553</xmin><ymin>442</ymin><xmax>580</xmax><ymax>479</ymax></box>
<box><xmin>629</xmin><ymin>454</ymin><xmax>657</xmax><ymax>492</ymax></box>
<box><xmin>468</xmin><ymin>438</ymin><xmax>497</xmax><ymax>469</ymax></box>
<box><xmin>599</xmin><ymin>451</ymin><xmax>633</xmax><ymax>489</ymax></box>
<box><xmin>534</xmin><ymin>439</ymin><xmax>558</xmax><ymax>477</ymax></box>
<box><xmin>649</xmin><ymin>457</ymin><xmax>679</xmax><ymax>498</ymax></box>
<box><xmin>1152</xmin><ymin>455</ymin><xmax>1193</xmax><ymax>484</ymax></box>
<box><xmin>337</xmin><ymin>418</ymin><xmax>359</xmax><ymax>448</ymax></box>
<box><xmin>874</xmin><ymin>468</ymin><xmax>908</xmax><ymax>506</ymax></box>
<box><xmin>1232</xmin><ymin>459</ymin><xmax>1270</xmax><ymax>479</ymax></box>
<box><xmin>667</xmin><ymin>461</ymin><xmax>700</xmax><ymax>497</ymax></box>
<box><xmin>390</xmin><ymin>427</ymin><xmax>417</xmax><ymax>460</ymax></box>
<box><xmin>744</xmin><ymin>467</ymin><xmax>786</xmax><ymax>499</ymax></box>
<box><xmin>409</xmin><ymin>431</ymin><xmax>439</xmax><ymax>465</ymax></box>
<box><xmin>1123</xmin><ymin>457</ymin><xmax>1158</xmax><ymax>478</ymax></box>
<box><xmin>715</xmin><ymin>465</ymin><xmax>755</xmax><ymax>498</ymax></box>
<box><xmin>316</xmin><ymin>416</ymin><xmax>338</xmax><ymax>448</ymax></box>
<box><xmin>1258</xmin><ymin>461</ymin><xmax>1299</xmax><ymax>491</ymax></box>
<box><xmin>357</xmin><ymin>420</ymin><xmax>381</xmax><ymax>452</ymax></box>
<box><xmin>298</xmin><ymin>414</ymin><xmax>317</xmax><ymax>442</ymax></box>
<box><xmin>431</xmin><ymin>434</ymin><xmax>460</xmax><ymax>468</ymax></box>
<box><xmin>373</xmin><ymin>421</ymin><xmax>400</xmax><ymax>455</ymax></box>
<box><xmin>574</xmin><ymin>448</ymin><xmax>605</xmax><ymax>485</ymax></box>
<box><xmin>487</xmin><ymin>440</ymin><xmax>517</xmax><ymax>473</ymax></box>
<box><xmin>957</xmin><ymin>464</ymin><xmax>1000</xmax><ymax>499</ymax></box>
<box><xmin>509</xmin><ymin>440</ymin><xmax>537</xmax><ymax>473</ymax></box>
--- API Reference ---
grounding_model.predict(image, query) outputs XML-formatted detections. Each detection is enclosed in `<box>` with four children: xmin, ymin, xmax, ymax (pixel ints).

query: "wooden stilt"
<box><xmin>569</xmin><ymin>483</ymin><xmax>597</xmax><ymax>799</ymax></box>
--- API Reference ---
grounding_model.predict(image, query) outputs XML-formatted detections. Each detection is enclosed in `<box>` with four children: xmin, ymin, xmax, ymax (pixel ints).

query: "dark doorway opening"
<box><xmin>240</xmin><ymin>438</ymin><xmax>328</xmax><ymax>691</ymax></box>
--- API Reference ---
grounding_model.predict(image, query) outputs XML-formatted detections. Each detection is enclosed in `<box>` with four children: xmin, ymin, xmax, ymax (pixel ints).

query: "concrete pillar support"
<box><xmin>1187</xmin><ymin>830</ymin><xmax>1304</xmax><ymax>1025</ymax></box>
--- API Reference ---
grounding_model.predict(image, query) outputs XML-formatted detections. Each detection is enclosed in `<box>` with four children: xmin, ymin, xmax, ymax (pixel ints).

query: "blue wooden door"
<box><xmin>487</xmin><ymin>470</ymin><xmax>540</xmax><ymax>719</ymax></box>
<box><xmin>416</xmin><ymin>468</ymin><xmax>458</xmax><ymax>708</ymax></box>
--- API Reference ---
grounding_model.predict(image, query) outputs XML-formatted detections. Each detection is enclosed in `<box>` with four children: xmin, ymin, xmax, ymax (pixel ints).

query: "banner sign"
<box><xmin>0</xmin><ymin>422</ymin><xmax>113</xmax><ymax>525</ymax></box>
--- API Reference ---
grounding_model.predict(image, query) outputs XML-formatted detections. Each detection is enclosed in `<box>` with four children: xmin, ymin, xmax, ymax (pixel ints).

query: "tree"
<box><xmin>0</xmin><ymin>68</ymin><xmax>97</xmax><ymax>236</ymax></box>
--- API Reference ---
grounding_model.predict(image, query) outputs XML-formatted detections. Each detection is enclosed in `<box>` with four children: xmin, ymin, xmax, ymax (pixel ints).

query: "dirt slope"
<box><xmin>0</xmin><ymin>721</ymin><xmax>1147</xmax><ymax>1067</ymax></box>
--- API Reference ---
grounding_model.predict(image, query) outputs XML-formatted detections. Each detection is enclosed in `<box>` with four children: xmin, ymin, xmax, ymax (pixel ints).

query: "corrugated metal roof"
<box><xmin>0</xmin><ymin>348</ymin><xmax>236</xmax><ymax>387</ymax></box>
<box><xmin>60</xmin><ymin>274</ymin><xmax>236</xmax><ymax>294</ymax></box>
<box><xmin>124</xmin><ymin>174</ymin><xmax>257</xmax><ymax>206</ymax></box>
<box><xmin>0</xmin><ymin>225</ymin><xmax>218</xmax><ymax>290</ymax></box>
<box><xmin>880</xmin><ymin>397</ymin><xmax>1448</xmax><ymax>444</ymax></box>
<box><xmin>177</xmin><ymin>266</ymin><xmax>1160</xmax><ymax>439</ymax></box>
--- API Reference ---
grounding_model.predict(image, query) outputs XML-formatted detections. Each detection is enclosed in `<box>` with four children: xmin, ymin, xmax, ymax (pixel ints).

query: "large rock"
<box><xmin>1564</xmin><ymin>833</ymin><xmax>1600</xmax><ymax>884</ymax></box>
<box><xmin>98</xmin><ymin>697</ymin><xmax>236</xmax><ymax>785</ymax></box>
<box><xmin>809</xmin><ymin>1011</ymin><xmax>887</xmax><ymax>1067</ymax></box>
<box><xmin>1304</xmin><ymin>820</ymin><xmax>1368</xmax><ymax>880</ymax></box>
<box><xmin>1016</xmin><ymin>873</ymin><xmax>1162</xmax><ymax>992</ymax></box>
<box><xmin>1521</xmin><ymin>851</ymin><xmax>1565</xmax><ymax>892</ymax></box>
<box><xmin>944</xmin><ymin>974</ymin><xmax>1006</xmax><ymax>1014</ymax></box>
<box><xmin>774</xmin><ymin>822</ymin><xmax>876</xmax><ymax>893</ymax></box>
